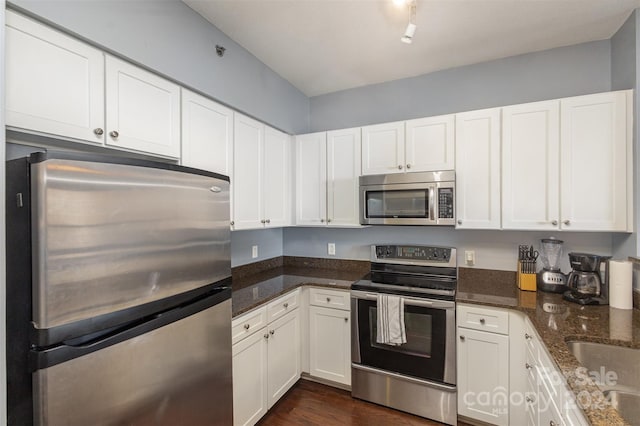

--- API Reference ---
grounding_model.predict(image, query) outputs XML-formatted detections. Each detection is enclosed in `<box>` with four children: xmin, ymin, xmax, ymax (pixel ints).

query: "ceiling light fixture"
<box><xmin>400</xmin><ymin>0</ymin><xmax>417</xmax><ymax>44</ymax></box>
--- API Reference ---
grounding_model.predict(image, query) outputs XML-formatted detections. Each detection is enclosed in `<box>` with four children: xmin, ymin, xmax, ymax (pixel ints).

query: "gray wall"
<box><xmin>231</xmin><ymin>228</ymin><xmax>284</xmax><ymax>267</ymax></box>
<box><xmin>309</xmin><ymin>40</ymin><xmax>612</xmax><ymax>132</ymax></box>
<box><xmin>10</xmin><ymin>0</ymin><xmax>309</xmax><ymax>134</ymax></box>
<box><xmin>284</xmin><ymin>227</ymin><xmax>613</xmax><ymax>273</ymax></box>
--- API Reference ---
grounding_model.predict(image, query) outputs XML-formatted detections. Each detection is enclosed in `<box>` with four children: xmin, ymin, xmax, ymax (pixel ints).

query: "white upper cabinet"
<box><xmin>455</xmin><ymin>108</ymin><xmax>501</xmax><ymax>229</ymax></box>
<box><xmin>326</xmin><ymin>128</ymin><xmax>362</xmax><ymax>226</ymax></box>
<box><xmin>181</xmin><ymin>88</ymin><xmax>233</xmax><ymax>176</ymax></box>
<box><xmin>560</xmin><ymin>91</ymin><xmax>630</xmax><ymax>231</ymax></box>
<box><xmin>361</xmin><ymin>121</ymin><xmax>405</xmax><ymax>175</ymax></box>
<box><xmin>263</xmin><ymin>127</ymin><xmax>291</xmax><ymax>228</ymax></box>
<box><xmin>5</xmin><ymin>10</ymin><xmax>105</xmax><ymax>144</ymax></box>
<box><xmin>105</xmin><ymin>55</ymin><xmax>181</xmax><ymax>158</ymax></box>
<box><xmin>502</xmin><ymin>100</ymin><xmax>560</xmax><ymax>230</ymax></box>
<box><xmin>296</xmin><ymin>129</ymin><xmax>361</xmax><ymax>227</ymax></box>
<box><xmin>232</xmin><ymin>114</ymin><xmax>291</xmax><ymax>230</ymax></box>
<box><xmin>405</xmin><ymin>115</ymin><xmax>455</xmax><ymax>171</ymax></box>
<box><xmin>295</xmin><ymin>133</ymin><xmax>328</xmax><ymax>226</ymax></box>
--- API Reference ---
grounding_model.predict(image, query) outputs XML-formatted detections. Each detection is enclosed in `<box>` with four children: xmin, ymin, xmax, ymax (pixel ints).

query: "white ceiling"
<box><xmin>184</xmin><ymin>0</ymin><xmax>640</xmax><ymax>97</ymax></box>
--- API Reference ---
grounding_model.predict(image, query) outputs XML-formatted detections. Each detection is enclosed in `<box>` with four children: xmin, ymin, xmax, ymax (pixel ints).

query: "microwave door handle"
<box><xmin>429</xmin><ymin>186</ymin><xmax>435</xmax><ymax>222</ymax></box>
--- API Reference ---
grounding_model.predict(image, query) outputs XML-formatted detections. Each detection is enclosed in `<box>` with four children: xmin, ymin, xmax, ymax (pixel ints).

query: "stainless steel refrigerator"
<box><xmin>6</xmin><ymin>151</ymin><xmax>233</xmax><ymax>425</ymax></box>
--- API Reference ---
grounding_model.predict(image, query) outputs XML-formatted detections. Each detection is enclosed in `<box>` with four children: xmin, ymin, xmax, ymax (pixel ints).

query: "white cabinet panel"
<box><xmin>406</xmin><ymin>115</ymin><xmax>455</xmax><ymax>171</ymax></box>
<box><xmin>309</xmin><ymin>305</ymin><xmax>351</xmax><ymax>386</ymax></box>
<box><xmin>326</xmin><ymin>128</ymin><xmax>361</xmax><ymax>226</ymax></box>
<box><xmin>233</xmin><ymin>329</ymin><xmax>268</xmax><ymax>426</ymax></box>
<box><xmin>560</xmin><ymin>91</ymin><xmax>629</xmax><ymax>231</ymax></box>
<box><xmin>6</xmin><ymin>10</ymin><xmax>105</xmax><ymax>143</ymax></box>
<box><xmin>455</xmin><ymin>108</ymin><xmax>501</xmax><ymax>229</ymax></box>
<box><xmin>181</xmin><ymin>89</ymin><xmax>233</xmax><ymax>176</ymax></box>
<box><xmin>361</xmin><ymin>121</ymin><xmax>405</xmax><ymax>175</ymax></box>
<box><xmin>263</xmin><ymin>127</ymin><xmax>291</xmax><ymax>228</ymax></box>
<box><xmin>266</xmin><ymin>309</ymin><xmax>301</xmax><ymax>408</ymax></box>
<box><xmin>295</xmin><ymin>133</ymin><xmax>327</xmax><ymax>225</ymax></box>
<box><xmin>233</xmin><ymin>114</ymin><xmax>264</xmax><ymax>230</ymax></box>
<box><xmin>105</xmin><ymin>55</ymin><xmax>180</xmax><ymax>158</ymax></box>
<box><xmin>502</xmin><ymin>100</ymin><xmax>560</xmax><ymax>230</ymax></box>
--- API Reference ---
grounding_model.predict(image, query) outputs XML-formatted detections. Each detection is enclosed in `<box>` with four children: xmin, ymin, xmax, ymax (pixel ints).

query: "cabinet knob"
<box><xmin>457</xmin><ymin>220</ymin><xmax>462</xmax><ymax>225</ymax></box>
<box><xmin>109</xmin><ymin>130</ymin><xmax>119</xmax><ymax>139</ymax></box>
<box><xmin>525</xmin><ymin>363</ymin><xmax>532</xmax><ymax>370</ymax></box>
<box><xmin>563</xmin><ymin>220</ymin><xmax>570</xmax><ymax>226</ymax></box>
<box><xmin>551</xmin><ymin>220</ymin><xmax>558</xmax><ymax>226</ymax></box>
<box><xmin>525</xmin><ymin>333</ymin><xmax>532</xmax><ymax>340</ymax></box>
<box><xmin>344</xmin><ymin>317</ymin><xmax>348</xmax><ymax>322</ymax></box>
<box><xmin>261</xmin><ymin>219</ymin><xmax>266</xmax><ymax>224</ymax></box>
<box><xmin>406</xmin><ymin>164</ymin><xmax>411</xmax><ymax>169</ymax></box>
<box><xmin>326</xmin><ymin>297</ymin><xmax>331</xmax><ymax>302</ymax></box>
<box><xmin>320</xmin><ymin>219</ymin><xmax>325</xmax><ymax>223</ymax></box>
<box><xmin>283</xmin><ymin>303</ymin><xmax>289</xmax><ymax>308</ymax></box>
<box><xmin>479</xmin><ymin>318</ymin><xmax>486</xmax><ymax>324</ymax></box>
<box><xmin>264</xmin><ymin>333</ymin><xmax>269</xmax><ymax>339</ymax></box>
<box><xmin>244</xmin><ymin>324</ymin><xmax>250</xmax><ymax>330</ymax></box>
<box><xmin>93</xmin><ymin>128</ymin><xmax>104</xmax><ymax>136</ymax></box>
<box><xmin>230</xmin><ymin>221</ymin><xmax>235</xmax><ymax>226</ymax></box>
<box><xmin>550</xmin><ymin>421</ymin><xmax>557</xmax><ymax>426</ymax></box>
<box><xmin>327</xmin><ymin>218</ymin><xmax>332</xmax><ymax>223</ymax></box>
<box><xmin>459</xmin><ymin>335</ymin><xmax>465</xmax><ymax>341</ymax></box>
<box><xmin>269</xmin><ymin>330</ymin><xmax>275</xmax><ymax>335</ymax></box>
<box><xmin>526</xmin><ymin>396</ymin><xmax>535</xmax><ymax>403</ymax></box>
<box><xmin>266</xmin><ymin>219</ymin><xmax>271</xmax><ymax>224</ymax></box>
<box><xmin>398</xmin><ymin>165</ymin><xmax>403</xmax><ymax>170</ymax></box>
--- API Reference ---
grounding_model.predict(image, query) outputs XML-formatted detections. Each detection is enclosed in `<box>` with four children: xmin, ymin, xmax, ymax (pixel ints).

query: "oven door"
<box><xmin>351</xmin><ymin>290</ymin><xmax>456</xmax><ymax>385</ymax></box>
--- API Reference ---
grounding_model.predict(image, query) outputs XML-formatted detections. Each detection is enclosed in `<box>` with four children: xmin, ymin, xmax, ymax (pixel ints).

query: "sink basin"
<box><xmin>567</xmin><ymin>341</ymin><xmax>640</xmax><ymax>425</ymax></box>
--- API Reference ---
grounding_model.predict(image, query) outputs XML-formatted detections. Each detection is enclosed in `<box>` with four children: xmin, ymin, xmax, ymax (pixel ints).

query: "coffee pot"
<box><xmin>563</xmin><ymin>252</ymin><xmax>611</xmax><ymax>305</ymax></box>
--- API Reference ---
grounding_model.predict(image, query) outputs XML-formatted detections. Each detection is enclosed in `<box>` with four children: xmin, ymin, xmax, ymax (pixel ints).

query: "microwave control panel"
<box><xmin>438</xmin><ymin>188</ymin><xmax>454</xmax><ymax>219</ymax></box>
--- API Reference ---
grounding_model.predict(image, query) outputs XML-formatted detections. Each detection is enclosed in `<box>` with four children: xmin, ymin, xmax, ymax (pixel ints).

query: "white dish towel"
<box><xmin>376</xmin><ymin>293</ymin><xmax>407</xmax><ymax>346</ymax></box>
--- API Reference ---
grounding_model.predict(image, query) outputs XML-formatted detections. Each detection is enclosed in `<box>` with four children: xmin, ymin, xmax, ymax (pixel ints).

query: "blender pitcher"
<box><xmin>537</xmin><ymin>238</ymin><xmax>567</xmax><ymax>293</ymax></box>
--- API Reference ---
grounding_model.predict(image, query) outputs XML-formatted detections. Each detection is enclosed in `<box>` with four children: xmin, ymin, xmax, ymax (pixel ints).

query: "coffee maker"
<box><xmin>563</xmin><ymin>252</ymin><xmax>611</xmax><ymax>305</ymax></box>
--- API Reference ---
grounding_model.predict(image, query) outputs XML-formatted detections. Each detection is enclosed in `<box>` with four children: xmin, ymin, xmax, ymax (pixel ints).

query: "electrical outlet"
<box><xmin>328</xmin><ymin>243</ymin><xmax>336</xmax><ymax>256</ymax></box>
<box><xmin>252</xmin><ymin>245</ymin><xmax>258</xmax><ymax>259</ymax></box>
<box><xmin>465</xmin><ymin>250</ymin><xmax>475</xmax><ymax>266</ymax></box>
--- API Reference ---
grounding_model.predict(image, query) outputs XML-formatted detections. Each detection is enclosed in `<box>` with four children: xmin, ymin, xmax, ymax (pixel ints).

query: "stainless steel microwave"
<box><xmin>359</xmin><ymin>171</ymin><xmax>455</xmax><ymax>226</ymax></box>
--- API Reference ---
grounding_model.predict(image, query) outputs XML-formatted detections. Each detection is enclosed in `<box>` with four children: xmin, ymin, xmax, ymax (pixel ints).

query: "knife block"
<box><xmin>517</xmin><ymin>261</ymin><xmax>537</xmax><ymax>291</ymax></box>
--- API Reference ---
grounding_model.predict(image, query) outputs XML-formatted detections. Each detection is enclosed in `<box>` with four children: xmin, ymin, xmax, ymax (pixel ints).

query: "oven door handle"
<box><xmin>351</xmin><ymin>290</ymin><xmax>455</xmax><ymax>310</ymax></box>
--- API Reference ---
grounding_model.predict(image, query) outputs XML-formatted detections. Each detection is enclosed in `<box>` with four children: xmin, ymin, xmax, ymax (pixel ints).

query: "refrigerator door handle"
<box><xmin>31</xmin><ymin>287</ymin><xmax>231</xmax><ymax>371</ymax></box>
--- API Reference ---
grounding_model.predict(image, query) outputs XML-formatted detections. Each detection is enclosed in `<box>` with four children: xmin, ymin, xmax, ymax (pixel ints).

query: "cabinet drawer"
<box><xmin>232</xmin><ymin>307</ymin><xmax>267</xmax><ymax>345</ymax></box>
<box><xmin>309</xmin><ymin>287</ymin><xmax>350</xmax><ymax>311</ymax></box>
<box><xmin>266</xmin><ymin>289</ymin><xmax>300</xmax><ymax>323</ymax></box>
<box><xmin>457</xmin><ymin>304</ymin><xmax>509</xmax><ymax>335</ymax></box>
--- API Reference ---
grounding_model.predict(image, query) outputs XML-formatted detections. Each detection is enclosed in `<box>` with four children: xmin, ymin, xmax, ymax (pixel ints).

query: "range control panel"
<box><xmin>374</xmin><ymin>244</ymin><xmax>452</xmax><ymax>262</ymax></box>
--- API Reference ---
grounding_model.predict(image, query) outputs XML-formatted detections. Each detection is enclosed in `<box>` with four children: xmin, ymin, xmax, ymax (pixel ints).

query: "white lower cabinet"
<box><xmin>309</xmin><ymin>304</ymin><xmax>351</xmax><ymax>385</ymax></box>
<box><xmin>232</xmin><ymin>291</ymin><xmax>301</xmax><ymax>426</ymax></box>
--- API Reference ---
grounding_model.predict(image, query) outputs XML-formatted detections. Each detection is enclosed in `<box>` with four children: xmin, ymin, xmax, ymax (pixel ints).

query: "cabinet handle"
<box><xmin>457</xmin><ymin>220</ymin><xmax>462</xmax><ymax>225</ymax></box>
<box><xmin>525</xmin><ymin>333</ymin><xmax>532</xmax><ymax>340</ymax></box>
<box><xmin>244</xmin><ymin>324</ymin><xmax>250</xmax><ymax>330</ymax></box>
<box><xmin>93</xmin><ymin>128</ymin><xmax>104</xmax><ymax>136</ymax></box>
<box><xmin>230</xmin><ymin>221</ymin><xmax>235</xmax><ymax>226</ymax></box>
<box><xmin>264</xmin><ymin>333</ymin><xmax>269</xmax><ymax>339</ymax></box>
<box><xmin>406</xmin><ymin>164</ymin><xmax>411</xmax><ymax>169</ymax></box>
<box><xmin>283</xmin><ymin>303</ymin><xmax>289</xmax><ymax>308</ymax></box>
<box><xmin>459</xmin><ymin>335</ymin><xmax>465</xmax><ymax>341</ymax></box>
<box><xmin>550</xmin><ymin>421</ymin><xmax>557</xmax><ymax>426</ymax></box>
<box><xmin>563</xmin><ymin>220</ymin><xmax>570</xmax><ymax>226</ymax></box>
<box><xmin>269</xmin><ymin>330</ymin><xmax>275</xmax><ymax>335</ymax></box>
<box><xmin>479</xmin><ymin>318</ymin><xmax>486</xmax><ymax>324</ymax></box>
<box><xmin>398</xmin><ymin>165</ymin><xmax>403</xmax><ymax>170</ymax></box>
<box><xmin>327</xmin><ymin>218</ymin><xmax>332</xmax><ymax>223</ymax></box>
<box><xmin>261</xmin><ymin>219</ymin><xmax>265</xmax><ymax>224</ymax></box>
<box><xmin>109</xmin><ymin>130</ymin><xmax>119</xmax><ymax>139</ymax></box>
<box><xmin>266</xmin><ymin>219</ymin><xmax>271</xmax><ymax>224</ymax></box>
<box><xmin>320</xmin><ymin>219</ymin><xmax>325</xmax><ymax>223</ymax></box>
<box><xmin>326</xmin><ymin>297</ymin><xmax>331</xmax><ymax>303</ymax></box>
<box><xmin>526</xmin><ymin>396</ymin><xmax>535</xmax><ymax>403</ymax></box>
<box><xmin>525</xmin><ymin>363</ymin><xmax>532</xmax><ymax>370</ymax></box>
<box><xmin>551</xmin><ymin>220</ymin><xmax>558</xmax><ymax>226</ymax></box>
<box><xmin>344</xmin><ymin>317</ymin><xmax>348</xmax><ymax>322</ymax></box>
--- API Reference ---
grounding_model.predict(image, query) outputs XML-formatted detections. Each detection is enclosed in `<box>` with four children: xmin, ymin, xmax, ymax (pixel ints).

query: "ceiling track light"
<box><xmin>400</xmin><ymin>0</ymin><xmax>417</xmax><ymax>44</ymax></box>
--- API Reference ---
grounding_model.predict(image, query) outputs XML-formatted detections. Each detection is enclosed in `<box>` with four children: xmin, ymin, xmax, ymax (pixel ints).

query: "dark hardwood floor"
<box><xmin>257</xmin><ymin>379</ymin><xmax>469</xmax><ymax>426</ymax></box>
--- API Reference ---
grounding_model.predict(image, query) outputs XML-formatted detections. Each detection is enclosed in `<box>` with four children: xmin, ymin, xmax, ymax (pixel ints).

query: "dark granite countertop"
<box><xmin>458</xmin><ymin>268</ymin><xmax>640</xmax><ymax>426</ymax></box>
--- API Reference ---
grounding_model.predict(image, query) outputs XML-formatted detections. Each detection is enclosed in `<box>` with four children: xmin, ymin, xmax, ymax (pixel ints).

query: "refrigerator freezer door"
<box><xmin>30</xmin><ymin>158</ymin><xmax>230</xmax><ymax>329</ymax></box>
<box><xmin>34</xmin><ymin>298</ymin><xmax>233</xmax><ymax>426</ymax></box>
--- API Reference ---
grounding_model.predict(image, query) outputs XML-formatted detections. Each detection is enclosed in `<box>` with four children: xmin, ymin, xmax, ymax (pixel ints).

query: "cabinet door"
<box><xmin>455</xmin><ymin>108</ymin><xmax>501</xmax><ymax>229</ymax></box>
<box><xmin>295</xmin><ymin>133</ymin><xmax>327</xmax><ymax>225</ymax></box>
<box><xmin>502</xmin><ymin>100</ymin><xmax>560</xmax><ymax>230</ymax></box>
<box><xmin>309</xmin><ymin>306</ymin><xmax>351</xmax><ymax>386</ymax></box>
<box><xmin>457</xmin><ymin>327</ymin><xmax>509</xmax><ymax>426</ymax></box>
<box><xmin>6</xmin><ymin>11</ymin><xmax>105</xmax><ymax>144</ymax></box>
<box><xmin>233</xmin><ymin>114</ymin><xmax>264</xmax><ymax>230</ymax></box>
<box><xmin>560</xmin><ymin>91</ymin><xmax>629</xmax><ymax>231</ymax></box>
<box><xmin>327</xmin><ymin>128</ymin><xmax>361</xmax><ymax>227</ymax></box>
<box><xmin>361</xmin><ymin>122</ymin><xmax>405</xmax><ymax>175</ymax></box>
<box><xmin>233</xmin><ymin>329</ymin><xmax>268</xmax><ymax>426</ymax></box>
<box><xmin>105</xmin><ymin>55</ymin><xmax>180</xmax><ymax>158</ymax></box>
<box><xmin>263</xmin><ymin>127</ymin><xmax>291</xmax><ymax>228</ymax></box>
<box><xmin>405</xmin><ymin>115</ymin><xmax>455</xmax><ymax>171</ymax></box>
<box><xmin>181</xmin><ymin>89</ymin><xmax>233</xmax><ymax>176</ymax></box>
<box><xmin>267</xmin><ymin>309</ymin><xmax>301</xmax><ymax>409</ymax></box>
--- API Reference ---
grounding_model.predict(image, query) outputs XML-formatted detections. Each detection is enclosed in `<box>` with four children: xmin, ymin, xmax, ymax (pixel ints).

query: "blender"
<box><xmin>537</xmin><ymin>238</ymin><xmax>567</xmax><ymax>293</ymax></box>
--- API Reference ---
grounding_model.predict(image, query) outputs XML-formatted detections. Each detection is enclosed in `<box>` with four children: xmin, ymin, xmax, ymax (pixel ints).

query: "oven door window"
<box><xmin>357</xmin><ymin>299</ymin><xmax>448</xmax><ymax>383</ymax></box>
<box><xmin>365</xmin><ymin>189</ymin><xmax>429</xmax><ymax>218</ymax></box>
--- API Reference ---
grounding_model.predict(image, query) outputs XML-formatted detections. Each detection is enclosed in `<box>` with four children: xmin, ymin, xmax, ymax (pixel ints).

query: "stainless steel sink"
<box><xmin>567</xmin><ymin>341</ymin><xmax>640</xmax><ymax>425</ymax></box>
